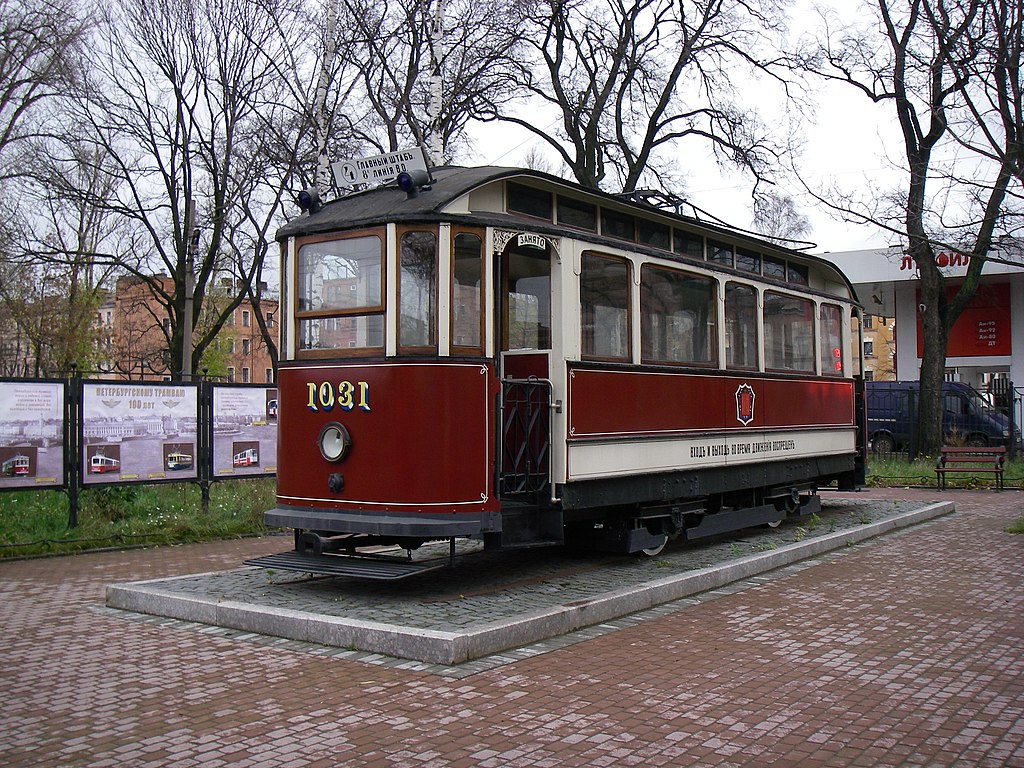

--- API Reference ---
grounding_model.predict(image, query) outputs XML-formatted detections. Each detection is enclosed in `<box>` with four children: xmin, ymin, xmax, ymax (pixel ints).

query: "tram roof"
<box><xmin>277</xmin><ymin>165</ymin><xmax>858</xmax><ymax>298</ymax></box>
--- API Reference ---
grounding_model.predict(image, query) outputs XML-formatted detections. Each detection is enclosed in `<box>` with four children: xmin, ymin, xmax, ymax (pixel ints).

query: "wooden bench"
<box><xmin>935</xmin><ymin>446</ymin><xmax>1006</xmax><ymax>491</ymax></box>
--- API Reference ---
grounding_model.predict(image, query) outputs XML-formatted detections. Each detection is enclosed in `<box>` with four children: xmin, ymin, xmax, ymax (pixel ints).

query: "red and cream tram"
<box><xmin>264</xmin><ymin>166</ymin><xmax>866</xmax><ymax>575</ymax></box>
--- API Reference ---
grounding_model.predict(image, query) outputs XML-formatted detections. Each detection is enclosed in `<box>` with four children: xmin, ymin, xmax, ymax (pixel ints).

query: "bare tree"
<box><xmin>0</xmin><ymin>0</ymin><xmax>89</xmax><ymax>179</ymax></box>
<box><xmin>485</xmin><ymin>0</ymin><xmax>794</xmax><ymax>193</ymax></box>
<box><xmin>56</xmin><ymin>0</ymin><xmax>297</xmax><ymax>380</ymax></box>
<box><xmin>799</xmin><ymin>0</ymin><xmax>1023</xmax><ymax>455</ymax></box>
<box><xmin>752</xmin><ymin>190</ymin><xmax>812</xmax><ymax>245</ymax></box>
<box><xmin>339</xmin><ymin>0</ymin><xmax>526</xmax><ymax>166</ymax></box>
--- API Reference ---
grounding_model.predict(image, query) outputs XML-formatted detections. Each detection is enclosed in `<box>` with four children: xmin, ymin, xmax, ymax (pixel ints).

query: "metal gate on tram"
<box><xmin>499</xmin><ymin>378</ymin><xmax>552</xmax><ymax>496</ymax></box>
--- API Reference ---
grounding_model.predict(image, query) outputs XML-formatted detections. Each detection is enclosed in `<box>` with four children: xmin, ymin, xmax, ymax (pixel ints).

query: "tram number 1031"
<box><xmin>305</xmin><ymin>381</ymin><xmax>371</xmax><ymax>412</ymax></box>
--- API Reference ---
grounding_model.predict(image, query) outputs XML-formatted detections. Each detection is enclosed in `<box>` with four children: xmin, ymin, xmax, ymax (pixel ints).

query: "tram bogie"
<box><xmin>264</xmin><ymin>165</ymin><xmax>866</xmax><ymax>575</ymax></box>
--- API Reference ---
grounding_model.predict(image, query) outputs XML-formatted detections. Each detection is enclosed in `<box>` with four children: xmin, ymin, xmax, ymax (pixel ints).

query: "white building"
<box><xmin>821</xmin><ymin>244</ymin><xmax>1024</xmax><ymax>392</ymax></box>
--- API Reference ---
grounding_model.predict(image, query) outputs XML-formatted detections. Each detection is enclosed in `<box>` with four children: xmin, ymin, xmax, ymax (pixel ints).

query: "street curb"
<box><xmin>105</xmin><ymin>501</ymin><xmax>954</xmax><ymax>665</ymax></box>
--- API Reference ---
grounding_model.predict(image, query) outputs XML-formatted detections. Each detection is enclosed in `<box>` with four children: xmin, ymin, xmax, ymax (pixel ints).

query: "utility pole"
<box><xmin>182</xmin><ymin>197</ymin><xmax>198</xmax><ymax>381</ymax></box>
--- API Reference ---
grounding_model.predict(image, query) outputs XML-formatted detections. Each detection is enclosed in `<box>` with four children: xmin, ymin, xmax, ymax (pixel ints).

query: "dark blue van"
<box><xmin>866</xmin><ymin>380</ymin><xmax>1014</xmax><ymax>453</ymax></box>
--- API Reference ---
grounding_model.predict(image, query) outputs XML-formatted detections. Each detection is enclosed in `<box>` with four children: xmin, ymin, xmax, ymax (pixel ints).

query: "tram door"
<box><xmin>498</xmin><ymin>241</ymin><xmax>553</xmax><ymax>498</ymax></box>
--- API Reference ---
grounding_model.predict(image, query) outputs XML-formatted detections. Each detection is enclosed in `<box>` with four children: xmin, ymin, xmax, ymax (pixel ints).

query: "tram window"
<box><xmin>788</xmin><ymin>262</ymin><xmax>809</xmax><ymax>286</ymax></box>
<box><xmin>819</xmin><ymin>303</ymin><xmax>844</xmax><ymax>376</ymax></box>
<box><xmin>764</xmin><ymin>291</ymin><xmax>815</xmax><ymax>372</ymax></box>
<box><xmin>581</xmin><ymin>252</ymin><xmax>631</xmax><ymax>361</ymax></box>
<box><xmin>600</xmin><ymin>208</ymin><xmax>636</xmax><ymax>242</ymax></box>
<box><xmin>296</xmin><ymin>234</ymin><xmax>384</xmax><ymax>353</ymax></box>
<box><xmin>298</xmin><ymin>315</ymin><xmax>383</xmax><ymax>352</ymax></box>
<box><xmin>638</xmin><ymin>219</ymin><xmax>670</xmax><ymax>250</ymax></box>
<box><xmin>399</xmin><ymin>231</ymin><xmax>438</xmax><ymax>351</ymax></box>
<box><xmin>725</xmin><ymin>283</ymin><xmax>758</xmax><ymax>369</ymax></box>
<box><xmin>641</xmin><ymin>265</ymin><xmax>717</xmax><ymax>366</ymax></box>
<box><xmin>508</xmin><ymin>182</ymin><xmax>552</xmax><ymax>220</ymax></box>
<box><xmin>504</xmin><ymin>248</ymin><xmax>551</xmax><ymax>350</ymax></box>
<box><xmin>452</xmin><ymin>232</ymin><xmax>483</xmax><ymax>353</ymax></box>
<box><xmin>709</xmin><ymin>240</ymin><xmax>734</xmax><ymax>267</ymax></box>
<box><xmin>763</xmin><ymin>255</ymin><xmax>786</xmax><ymax>280</ymax></box>
<box><xmin>673</xmin><ymin>230</ymin><xmax>704</xmax><ymax>260</ymax></box>
<box><xmin>557</xmin><ymin>196</ymin><xmax>597</xmax><ymax>231</ymax></box>
<box><xmin>736</xmin><ymin>248</ymin><xmax>761</xmax><ymax>274</ymax></box>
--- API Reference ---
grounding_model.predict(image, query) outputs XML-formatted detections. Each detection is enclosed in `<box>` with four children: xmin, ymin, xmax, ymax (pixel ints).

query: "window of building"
<box><xmin>764</xmin><ymin>291</ymin><xmax>815</xmax><ymax>372</ymax></box>
<box><xmin>819</xmin><ymin>303</ymin><xmax>844</xmax><ymax>376</ymax></box>
<box><xmin>507</xmin><ymin>182</ymin><xmax>552</xmax><ymax>220</ymax></box>
<box><xmin>556</xmin><ymin>197</ymin><xmax>597</xmax><ymax>231</ymax></box>
<box><xmin>581</xmin><ymin>252</ymin><xmax>631</xmax><ymax>361</ymax></box>
<box><xmin>242</xmin><ymin>367</ymin><xmax>250</xmax><ymax>383</ymax></box>
<box><xmin>296</xmin><ymin>232</ymin><xmax>384</xmax><ymax>354</ymax></box>
<box><xmin>242</xmin><ymin>338</ymin><xmax>250</xmax><ymax>355</ymax></box>
<box><xmin>265</xmin><ymin>368</ymin><xmax>273</xmax><ymax>383</ymax></box>
<box><xmin>398</xmin><ymin>229</ymin><xmax>438</xmax><ymax>352</ymax></box>
<box><xmin>863</xmin><ymin>314</ymin><xmax>874</xmax><ymax>329</ymax></box>
<box><xmin>725</xmin><ymin>283</ymin><xmax>758</xmax><ymax>369</ymax></box>
<box><xmin>242</xmin><ymin>310</ymin><xmax>250</xmax><ymax>327</ymax></box>
<box><xmin>228</xmin><ymin>339</ymin><xmax>235</xmax><ymax>354</ymax></box>
<box><xmin>641</xmin><ymin>265</ymin><xmax>717</xmax><ymax>366</ymax></box>
<box><xmin>451</xmin><ymin>231</ymin><xmax>483</xmax><ymax>354</ymax></box>
<box><xmin>864</xmin><ymin>340</ymin><xmax>874</xmax><ymax>357</ymax></box>
<box><xmin>227</xmin><ymin>366</ymin><xmax>235</xmax><ymax>382</ymax></box>
<box><xmin>266</xmin><ymin>311</ymin><xmax>274</xmax><ymax>327</ymax></box>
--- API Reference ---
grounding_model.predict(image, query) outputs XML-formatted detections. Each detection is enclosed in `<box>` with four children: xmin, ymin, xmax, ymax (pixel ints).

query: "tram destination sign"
<box><xmin>333</xmin><ymin>147</ymin><xmax>428</xmax><ymax>187</ymax></box>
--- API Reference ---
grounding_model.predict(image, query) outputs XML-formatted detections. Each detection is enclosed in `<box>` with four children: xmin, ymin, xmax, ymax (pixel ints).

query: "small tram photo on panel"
<box><xmin>87</xmin><ymin>446</ymin><xmax>121</xmax><ymax>476</ymax></box>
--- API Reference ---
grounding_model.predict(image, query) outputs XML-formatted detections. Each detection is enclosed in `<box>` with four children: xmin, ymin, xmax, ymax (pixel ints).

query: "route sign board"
<box><xmin>333</xmin><ymin>147</ymin><xmax>428</xmax><ymax>188</ymax></box>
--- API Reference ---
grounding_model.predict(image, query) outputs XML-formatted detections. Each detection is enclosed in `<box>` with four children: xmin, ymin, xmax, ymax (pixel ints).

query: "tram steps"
<box><xmin>244</xmin><ymin>551</ymin><xmax>447</xmax><ymax>580</ymax></box>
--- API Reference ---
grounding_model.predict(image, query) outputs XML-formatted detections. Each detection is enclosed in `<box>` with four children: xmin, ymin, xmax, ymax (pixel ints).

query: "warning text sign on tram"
<box><xmin>333</xmin><ymin>147</ymin><xmax>428</xmax><ymax>188</ymax></box>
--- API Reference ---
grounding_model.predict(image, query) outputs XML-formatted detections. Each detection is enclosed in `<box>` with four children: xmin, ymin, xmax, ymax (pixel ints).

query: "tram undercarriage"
<box><xmin>254</xmin><ymin>453</ymin><xmax>853</xmax><ymax>579</ymax></box>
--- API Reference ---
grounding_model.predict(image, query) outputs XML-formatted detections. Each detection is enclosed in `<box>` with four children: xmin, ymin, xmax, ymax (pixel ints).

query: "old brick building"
<box><xmin>104</xmin><ymin>275</ymin><xmax>278</xmax><ymax>383</ymax></box>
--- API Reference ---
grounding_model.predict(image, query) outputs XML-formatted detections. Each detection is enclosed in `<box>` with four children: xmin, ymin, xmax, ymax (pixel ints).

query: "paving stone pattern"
<box><xmin>1</xmin><ymin>488</ymin><xmax>1022</xmax><ymax>767</ymax></box>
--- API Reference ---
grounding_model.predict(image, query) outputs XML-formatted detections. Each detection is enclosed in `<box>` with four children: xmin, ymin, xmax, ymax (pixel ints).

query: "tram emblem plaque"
<box><xmin>735</xmin><ymin>383</ymin><xmax>755</xmax><ymax>426</ymax></box>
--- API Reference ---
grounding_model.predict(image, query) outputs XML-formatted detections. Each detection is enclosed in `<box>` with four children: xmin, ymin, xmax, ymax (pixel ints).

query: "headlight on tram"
<box><xmin>317</xmin><ymin>422</ymin><xmax>351</xmax><ymax>462</ymax></box>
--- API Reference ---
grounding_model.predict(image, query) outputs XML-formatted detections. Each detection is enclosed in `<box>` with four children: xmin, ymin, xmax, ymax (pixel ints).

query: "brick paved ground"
<box><xmin>1</xmin><ymin>487</ymin><xmax>1021</xmax><ymax>767</ymax></box>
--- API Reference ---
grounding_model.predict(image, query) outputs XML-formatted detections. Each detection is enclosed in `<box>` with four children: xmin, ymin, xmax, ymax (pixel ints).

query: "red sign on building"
<box><xmin>916</xmin><ymin>283</ymin><xmax>1011</xmax><ymax>357</ymax></box>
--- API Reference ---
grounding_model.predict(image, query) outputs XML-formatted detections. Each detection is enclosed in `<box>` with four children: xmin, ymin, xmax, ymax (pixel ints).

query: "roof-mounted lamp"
<box><xmin>296</xmin><ymin>188</ymin><xmax>322</xmax><ymax>214</ymax></box>
<box><xmin>397</xmin><ymin>169</ymin><xmax>432</xmax><ymax>199</ymax></box>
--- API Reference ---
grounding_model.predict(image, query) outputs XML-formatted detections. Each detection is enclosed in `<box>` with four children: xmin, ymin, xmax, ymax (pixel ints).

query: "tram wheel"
<box><xmin>639</xmin><ymin>534</ymin><xmax>668</xmax><ymax>557</ymax></box>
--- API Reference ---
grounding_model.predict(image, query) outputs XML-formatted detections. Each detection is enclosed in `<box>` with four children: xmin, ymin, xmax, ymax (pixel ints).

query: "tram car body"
<box><xmin>266</xmin><ymin>166</ymin><xmax>866</xmax><ymax>565</ymax></box>
<box><xmin>2</xmin><ymin>454</ymin><xmax>31</xmax><ymax>477</ymax></box>
<box><xmin>90</xmin><ymin>455</ymin><xmax>120</xmax><ymax>474</ymax></box>
<box><xmin>166</xmin><ymin>452</ymin><xmax>193</xmax><ymax>471</ymax></box>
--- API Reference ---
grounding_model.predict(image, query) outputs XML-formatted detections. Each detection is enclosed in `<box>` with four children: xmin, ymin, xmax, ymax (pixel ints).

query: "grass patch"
<box><xmin>0</xmin><ymin>479</ymin><xmax>274</xmax><ymax>559</ymax></box>
<box><xmin>867</xmin><ymin>454</ymin><xmax>1024</xmax><ymax>490</ymax></box>
<box><xmin>1007</xmin><ymin>517</ymin><xmax>1024</xmax><ymax>534</ymax></box>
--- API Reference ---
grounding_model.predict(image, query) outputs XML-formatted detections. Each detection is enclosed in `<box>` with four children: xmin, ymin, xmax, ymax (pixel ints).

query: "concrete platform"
<box><xmin>106</xmin><ymin>497</ymin><xmax>953</xmax><ymax>665</ymax></box>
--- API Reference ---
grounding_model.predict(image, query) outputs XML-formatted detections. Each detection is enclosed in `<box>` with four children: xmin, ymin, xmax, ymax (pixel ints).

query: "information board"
<box><xmin>0</xmin><ymin>380</ymin><xmax>65</xmax><ymax>490</ymax></box>
<box><xmin>211</xmin><ymin>386</ymin><xmax>277</xmax><ymax>477</ymax></box>
<box><xmin>81</xmin><ymin>382</ymin><xmax>199</xmax><ymax>485</ymax></box>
